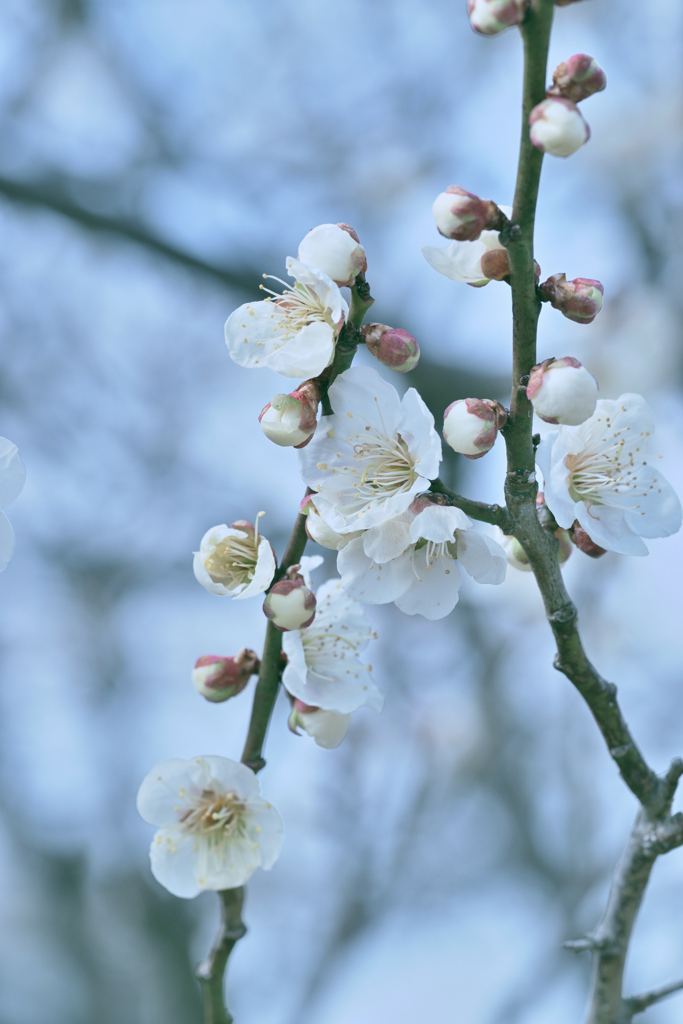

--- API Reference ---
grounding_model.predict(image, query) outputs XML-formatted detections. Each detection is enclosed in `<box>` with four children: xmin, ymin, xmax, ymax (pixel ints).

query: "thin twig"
<box><xmin>195</xmin><ymin>888</ymin><xmax>247</xmax><ymax>1024</ymax></box>
<box><xmin>428</xmin><ymin>477</ymin><xmax>513</xmax><ymax>530</ymax></box>
<box><xmin>624</xmin><ymin>977</ymin><xmax>683</xmax><ymax>1017</ymax></box>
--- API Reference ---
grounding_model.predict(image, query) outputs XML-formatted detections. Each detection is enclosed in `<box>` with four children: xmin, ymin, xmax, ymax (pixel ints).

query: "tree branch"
<box><xmin>624</xmin><ymin>977</ymin><xmax>683</xmax><ymax>1018</ymax></box>
<box><xmin>428</xmin><ymin>478</ymin><xmax>513</xmax><ymax>530</ymax></box>
<box><xmin>195</xmin><ymin>887</ymin><xmax>247</xmax><ymax>1024</ymax></box>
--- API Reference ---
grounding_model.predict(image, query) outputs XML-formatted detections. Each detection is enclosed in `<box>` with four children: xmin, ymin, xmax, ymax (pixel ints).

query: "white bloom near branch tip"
<box><xmin>422</xmin><ymin>206</ymin><xmax>511</xmax><ymax>287</ymax></box>
<box><xmin>137</xmin><ymin>756</ymin><xmax>284</xmax><ymax>898</ymax></box>
<box><xmin>282</xmin><ymin>578</ymin><xmax>383</xmax><ymax>714</ymax></box>
<box><xmin>338</xmin><ymin>501</ymin><xmax>507</xmax><ymax>619</ymax></box>
<box><xmin>537</xmin><ymin>395</ymin><xmax>682</xmax><ymax>556</ymax></box>
<box><xmin>225</xmin><ymin>258</ymin><xmax>347</xmax><ymax>378</ymax></box>
<box><xmin>0</xmin><ymin>437</ymin><xmax>25</xmax><ymax>571</ymax></box>
<box><xmin>194</xmin><ymin>515</ymin><xmax>276</xmax><ymax>598</ymax></box>
<box><xmin>298</xmin><ymin>223</ymin><xmax>366</xmax><ymax>288</ymax></box>
<box><xmin>298</xmin><ymin>366</ymin><xmax>441</xmax><ymax>533</ymax></box>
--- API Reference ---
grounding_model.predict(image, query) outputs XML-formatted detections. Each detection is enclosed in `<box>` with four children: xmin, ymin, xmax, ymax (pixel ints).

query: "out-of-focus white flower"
<box><xmin>529</xmin><ymin>98</ymin><xmax>590</xmax><ymax>158</ymax></box>
<box><xmin>361</xmin><ymin>323</ymin><xmax>420</xmax><ymax>373</ymax></box>
<box><xmin>540</xmin><ymin>274</ymin><xmax>603</xmax><ymax>324</ymax></box>
<box><xmin>301</xmin><ymin>495</ymin><xmax>362</xmax><ymax>551</ymax></box>
<box><xmin>259</xmin><ymin>382</ymin><xmax>319</xmax><ymax>448</ymax></box>
<box><xmin>282</xmin><ymin>578</ymin><xmax>383</xmax><ymax>713</ymax></box>
<box><xmin>432</xmin><ymin>186</ymin><xmax>493</xmax><ymax>241</ymax></box>
<box><xmin>297</xmin><ymin>223</ymin><xmax>366</xmax><ymax>288</ymax></box>
<box><xmin>225</xmin><ymin>258</ymin><xmax>347</xmax><ymax>378</ymax></box>
<box><xmin>527</xmin><ymin>357</ymin><xmax>598</xmax><ymax>425</ymax></box>
<box><xmin>338</xmin><ymin>502</ymin><xmax>507</xmax><ymax>619</ymax></box>
<box><xmin>288</xmin><ymin>699</ymin><xmax>351</xmax><ymax>749</ymax></box>
<box><xmin>421</xmin><ymin>206</ymin><xmax>511</xmax><ymax>287</ymax></box>
<box><xmin>0</xmin><ymin>437</ymin><xmax>25</xmax><ymax>571</ymax></box>
<box><xmin>263</xmin><ymin>567</ymin><xmax>317</xmax><ymax>631</ymax></box>
<box><xmin>193</xmin><ymin>515</ymin><xmax>276</xmax><ymax>598</ymax></box>
<box><xmin>137</xmin><ymin>755</ymin><xmax>284</xmax><ymax>898</ymax></box>
<box><xmin>299</xmin><ymin>366</ymin><xmax>441</xmax><ymax>534</ymax></box>
<box><xmin>192</xmin><ymin>649</ymin><xmax>259</xmax><ymax>703</ymax></box>
<box><xmin>537</xmin><ymin>395</ymin><xmax>682</xmax><ymax>555</ymax></box>
<box><xmin>467</xmin><ymin>0</ymin><xmax>526</xmax><ymax>35</ymax></box>
<box><xmin>443</xmin><ymin>398</ymin><xmax>507</xmax><ymax>458</ymax></box>
<box><xmin>549</xmin><ymin>54</ymin><xmax>607</xmax><ymax>104</ymax></box>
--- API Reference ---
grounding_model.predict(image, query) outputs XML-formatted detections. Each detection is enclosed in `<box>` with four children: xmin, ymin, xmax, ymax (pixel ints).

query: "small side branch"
<box><xmin>428</xmin><ymin>478</ymin><xmax>513</xmax><ymax>530</ymax></box>
<box><xmin>624</xmin><ymin>977</ymin><xmax>683</xmax><ymax>1018</ymax></box>
<box><xmin>195</xmin><ymin>888</ymin><xmax>247</xmax><ymax>1024</ymax></box>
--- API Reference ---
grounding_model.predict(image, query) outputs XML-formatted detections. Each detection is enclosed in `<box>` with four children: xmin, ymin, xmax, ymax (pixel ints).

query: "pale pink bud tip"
<box><xmin>192</xmin><ymin>649</ymin><xmax>259</xmax><ymax>703</ymax></box>
<box><xmin>569</xmin><ymin>522</ymin><xmax>607</xmax><ymax>559</ymax></box>
<box><xmin>540</xmin><ymin>274</ymin><xmax>603</xmax><ymax>324</ymax></box>
<box><xmin>527</xmin><ymin>357</ymin><xmax>598</xmax><ymax>425</ymax></box>
<box><xmin>550</xmin><ymin>54</ymin><xmax>606</xmax><ymax>104</ymax></box>
<box><xmin>361</xmin><ymin>323</ymin><xmax>420</xmax><ymax>373</ymax></box>
<box><xmin>467</xmin><ymin>0</ymin><xmax>527</xmax><ymax>36</ymax></box>
<box><xmin>432</xmin><ymin>187</ymin><xmax>498</xmax><ymax>242</ymax></box>
<box><xmin>443</xmin><ymin>398</ymin><xmax>508</xmax><ymax>459</ymax></box>
<box><xmin>263</xmin><ymin>572</ymin><xmax>317</xmax><ymax>632</ymax></box>
<box><xmin>259</xmin><ymin>382</ymin><xmax>319</xmax><ymax>448</ymax></box>
<box><xmin>297</xmin><ymin>223</ymin><xmax>367</xmax><ymax>287</ymax></box>
<box><xmin>529</xmin><ymin>98</ymin><xmax>590</xmax><ymax>158</ymax></box>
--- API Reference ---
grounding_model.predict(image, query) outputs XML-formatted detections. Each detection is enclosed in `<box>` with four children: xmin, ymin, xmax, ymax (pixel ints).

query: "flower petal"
<box><xmin>456</xmin><ymin>530</ymin><xmax>507</xmax><ymax>584</ymax></box>
<box><xmin>0</xmin><ymin>438</ymin><xmax>25</xmax><ymax>509</ymax></box>
<box><xmin>0</xmin><ymin>512</ymin><xmax>15</xmax><ymax>571</ymax></box>
<box><xmin>338</xmin><ymin>537</ymin><xmax>414</xmax><ymax>604</ymax></box>
<box><xmin>394</xmin><ymin>547</ymin><xmax>462</xmax><ymax>619</ymax></box>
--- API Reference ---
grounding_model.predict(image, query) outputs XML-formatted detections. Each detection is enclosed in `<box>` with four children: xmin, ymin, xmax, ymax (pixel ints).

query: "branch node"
<box><xmin>660</xmin><ymin>758</ymin><xmax>683</xmax><ymax>809</ymax></box>
<box><xmin>610</xmin><ymin>743</ymin><xmax>634</xmax><ymax>760</ymax></box>
<box><xmin>548</xmin><ymin>602</ymin><xmax>576</xmax><ymax>626</ymax></box>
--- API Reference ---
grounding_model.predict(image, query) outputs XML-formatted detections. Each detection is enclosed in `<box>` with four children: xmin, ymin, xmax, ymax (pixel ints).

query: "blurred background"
<box><xmin>1</xmin><ymin>0</ymin><xmax>682</xmax><ymax>1021</ymax></box>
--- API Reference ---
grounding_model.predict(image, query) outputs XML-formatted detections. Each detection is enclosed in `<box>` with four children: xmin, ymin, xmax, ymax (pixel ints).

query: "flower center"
<box><xmin>564</xmin><ymin>417</ymin><xmax>651</xmax><ymax>516</ymax></box>
<box><xmin>178</xmin><ymin>789</ymin><xmax>246</xmax><ymax>838</ymax></box>
<box><xmin>205</xmin><ymin>514</ymin><xmax>265</xmax><ymax>587</ymax></box>
<box><xmin>414</xmin><ymin>535</ymin><xmax>457</xmax><ymax>566</ymax></box>
<box><xmin>260</xmin><ymin>276</ymin><xmax>337</xmax><ymax>337</ymax></box>
<box><xmin>353</xmin><ymin>433</ymin><xmax>417</xmax><ymax>500</ymax></box>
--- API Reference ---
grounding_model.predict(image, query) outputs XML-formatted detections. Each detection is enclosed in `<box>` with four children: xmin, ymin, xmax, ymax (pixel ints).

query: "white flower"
<box><xmin>536</xmin><ymin>395</ymin><xmax>682</xmax><ymax>555</ymax></box>
<box><xmin>0</xmin><ymin>437</ymin><xmax>25</xmax><ymax>571</ymax></box>
<box><xmin>527</xmin><ymin>357</ymin><xmax>598</xmax><ymax>426</ymax></box>
<box><xmin>529</xmin><ymin>98</ymin><xmax>590</xmax><ymax>158</ymax></box>
<box><xmin>282</xmin><ymin>578</ymin><xmax>383</xmax><ymax>714</ymax></box>
<box><xmin>422</xmin><ymin>205</ymin><xmax>511</xmax><ymax>287</ymax></box>
<box><xmin>137</xmin><ymin>755</ymin><xmax>284</xmax><ymax>898</ymax></box>
<box><xmin>193</xmin><ymin>514</ymin><xmax>276</xmax><ymax>597</ymax></box>
<box><xmin>298</xmin><ymin>366</ymin><xmax>442</xmax><ymax>533</ymax></box>
<box><xmin>302</xmin><ymin>495</ymin><xmax>362</xmax><ymax>550</ymax></box>
<box><xmin>298</xmin><ymin>223</ymin><xmax>366</xmax><ymax>288</ymax></box>
<box><xmin>338</xmin><ymin>502</ymin><xmax>507</xmax><ymax>619</ymax></box>
<box><xmin>288</xmin><ymin>700</ymin><xmax>351</xmax><ymax>749</ymax></box>
<box><xmin>225</xmin><ymin>258</ymin><xmax>347</xmax><ymax>378</ymax></box>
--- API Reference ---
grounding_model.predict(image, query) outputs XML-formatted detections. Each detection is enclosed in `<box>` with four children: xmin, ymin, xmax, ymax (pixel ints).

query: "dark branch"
<box><xmin>624</xmin><ymin>977</ymin><xmax>683</xmax><ymax>1017</ymax></box>
<box><xmin>195</xmin><ymin>887</ymin><xmax>247</xmax><ymax>1024</ymax></box>
<box><xmin>428</xmin><ymin>478</ymin><xmax>513</xmax><ymax>530</ymax></box>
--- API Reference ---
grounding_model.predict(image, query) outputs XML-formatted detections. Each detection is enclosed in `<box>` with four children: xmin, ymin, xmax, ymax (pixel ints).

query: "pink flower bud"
<box><xmin>529</xmin><ymin>98</ymin><xmax>590</xmax><ymax>158</ymax></box>
<box><xmin>443</xmin><ymin>398</ymin><xmax>508</xmax><ymax>459</ymax></box>
<box><xmin>288</xmin><ymin>699</ymin><xmax>351</xmax><ymax>749</ymax></box>
<box><xmin>297</xmin><ymin>223</ymin><xmax>367</xmax><ymax>287</ymax></box>
<box><xmin>569</xmin><ymin>521</ymin><xmax>607</xmax><ymax>559</ymax></box>
<box><xmin>432</xmin><ymin>186</ymin><xmax>499</xmax><ymax>242</ymax></box>
<box><xmin>361</xmin><ymin>324</ymin><xmax>420</xmax><ymax>373</ymax></box>
<box><xmin>192</xmin><ymin>649</ymin><xmax>259</xmax><ymax>703</ymax></box>
<box><xmin>263</xmin><ymin>567</ymin><xmax>316</xmax><ymax>632</ymax></box>
<box><xmin>539</xmin><ymin>273</ymin><xmax>603</xmax><ymax>324</ymax></box>
<box><xmin>527</xmin><ymin>356</ymin><xmax>598</xmax><ymax>425</ymax></box>
<box><xmin>549</xmin><ymin>54</ymin><xmax>606</xmax><ymax>104</ymax></box>
<box><xmin>259</xmin><ymin>382</ymin><xmax>319</xmax><ymax>448</ymax></box>
<box><xmin>467</xmin><ymin>0</ymin><xmax>527</xmax><ymax>35</ymax></box>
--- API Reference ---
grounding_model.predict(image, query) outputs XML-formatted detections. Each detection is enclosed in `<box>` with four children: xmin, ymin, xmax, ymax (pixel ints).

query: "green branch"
<box><xmin>195</xmin><ymin>888</ymin><xmax>247</xmax><ymax>1024</ymax></box>
<box><xmin>428</xmin><ymin>478</ymin><xmax>513</xmax><ymax>530</ymax></box>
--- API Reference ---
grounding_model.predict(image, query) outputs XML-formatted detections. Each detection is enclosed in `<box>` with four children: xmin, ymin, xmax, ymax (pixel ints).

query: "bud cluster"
<box><xmin>529</xmin><ymin>53</ymin><xmax>605</xmax><ymax>159</ymax></box>
<box><xmin>539</xmin><ymin>273</ymin><xmax>603</xmax><ymax>325</ymax></box>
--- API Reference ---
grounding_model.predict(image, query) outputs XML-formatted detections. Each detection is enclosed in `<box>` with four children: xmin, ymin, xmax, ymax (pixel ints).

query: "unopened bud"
<box><xmin>361</xmin><ymin>324</ymin><xmax>420</xmax><ymax>373</ymax></box>
<box><xmin>540</xmin><ymin>274</ymin><xmax>603</xmax><ymax>324</ymax></box>
<box><xmin>192</xmin><ymin>649</ymin><xmax>259</xmax><ymax>703</ymax></box>
<box><xmin>443</xmin><ymin>398</ymin><xmax>508</xmax><ymax>459</ymax></box>
<box><xmin>549</xmin><ymin>54</ymin><xmax>606</xmax><ymax>104</ymax></box>
<box><xmin>467</xmin><ymin>0</ymin><xmax>527</xmax><ymax>35</ymax></box>
<box><xmin>569</xmin><ymin>522</ymin><xmax>607</xmax><ymax>558</ymax></box>
<box><xmin>263</xmin><ymin>567</ymin><xmax>316</xmax><ymax>631</ymax></box>
<box><xmin>479</xmin><ymin>247</ymin><xmax>510</xmax><ymax>282</ymax></box>
<box><xmin>259</xmin><ymin>382</ymin><xmax>319</xmax><ymax>448</ymax></box>
<box><xmin>432</xmin><ymin>187</ymin><xmax>503</xmax><ymax>242</ymax></box>
<box><xmin>501</xmin><ymin>534</ymin><xmax>532</xmax><ymax>572</ymax></box>
<box><xmin>529</xmin><ymin>98</ymin><xmax>590</xmax><ymax>158</ymax></box>
<box><xmin>288</xmin><ymin>699</ymin><xmax>352</xmax><ymax>748</ymax></box>
<box><xmin>297</xmin><ymin>223</ymin><xmax>367</xmax><ymax>288</ymax></box>
<box><xmin>527</xmin><ymin>357</ymin><xmax>598</xmax><ymax>425</ymax></box>
<box><xmin>300</xmin><ymin>494</ymin><xmax>362</xmax><ymax>550</ymax></box>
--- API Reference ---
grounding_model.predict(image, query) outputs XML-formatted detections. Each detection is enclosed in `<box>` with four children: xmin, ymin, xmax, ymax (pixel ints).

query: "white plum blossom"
<box><xmin>301</xmin><ymin>495</ymin><xmax>363</xmax><ymax>551</ymax></box>
<box><xmin>193</xmin><ymin>514</ymin><xmax>276</xmax><ymax>598</ymax></box>
<box><xmin>338</xmin><ymin>501</ymin><xmax>507</xmax><ymax>619</ymax></box>
<box><xmin>282</xmin><ymin>578</ymin><xmax>383</xmax><ymax>714</ymax></box>
<box><xmin>225</xmin><ymin>258</ymin><xmax>347</xmax><ymax>378</ymax></box>
<box><xmin>0</xmin><ymin>437</ymin><xmax>26</xmax><ymax>571</ymax></box>
<box><xmin>527</xmin><ymin>357</ymin><xmax>598</xmax><ymax>426</ymax></box>
<box><xmin>288</xmin><ymin>700</ymin><xmax>352</xmax><ymax>749</ymax></box>
<box><xmin>298</xmin><ymin>366</ymin><xmax>442</xmax><ymax>534</ymax></box>
<box><xmin>422</xmin><ymin>206</ymin><xmax>511</xmax><ymax>287</ymax></box>
<box><xmin>298</xmin><ymin>223</ymin><xmax>366</xmax><ymax>288</ymax></box>
<box><xmin>137</xmin><ymin>756</ymin><xmax>284</xmax><ymax>898</ymax></box>
<box><xmin>536</xmin><ymin>395</ymin><xmax>682</xmax><ymax>556</ymax></box>
<box><xmin>529</xmin><ymin>98</ymin><xmax>590</xmax><ymax>158</ymax></box>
